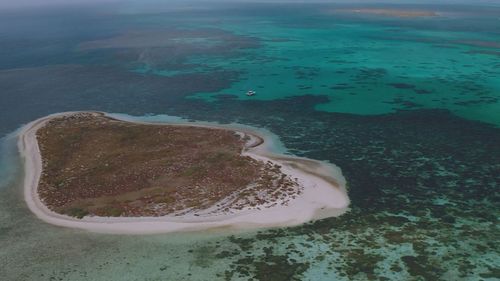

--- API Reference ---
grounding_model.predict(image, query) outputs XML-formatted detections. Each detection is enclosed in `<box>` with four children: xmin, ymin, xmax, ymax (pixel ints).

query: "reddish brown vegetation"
<box><xmin>36</xmin><ymin>113</ymin><xmax>298</xmax><ymax>218</ymax></box>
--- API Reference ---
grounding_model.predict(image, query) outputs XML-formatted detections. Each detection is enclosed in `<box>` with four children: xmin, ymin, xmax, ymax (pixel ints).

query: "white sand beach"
<box><xmin>18</xmin><ymin>111</ymin><xmax>350</xmax><ymax>234</ymax></box>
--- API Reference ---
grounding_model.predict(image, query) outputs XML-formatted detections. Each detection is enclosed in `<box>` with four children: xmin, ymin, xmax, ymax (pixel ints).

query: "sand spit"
<box><xmin>18</xmin><ymin>112</ymin><xmax>349</xmax><ymax>234</ymax></box>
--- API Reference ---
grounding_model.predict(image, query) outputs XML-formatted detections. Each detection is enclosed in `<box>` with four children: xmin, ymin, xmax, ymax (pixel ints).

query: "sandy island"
<box><xmin>18</xmin><ymin>112</ymin><xmax>349</xmax><ymax>234</ymax></box>
<box><xmin>332</xmin><ymin>8</ymin><xmax>439</xmax><ymax>18</ymax></box>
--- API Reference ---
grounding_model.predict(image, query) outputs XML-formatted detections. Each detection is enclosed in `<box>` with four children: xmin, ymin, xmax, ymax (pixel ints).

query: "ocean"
<box><xmin>0</xmin><ymin>2</ymin><xmax>499</xmax><ymax>280</ymax></box>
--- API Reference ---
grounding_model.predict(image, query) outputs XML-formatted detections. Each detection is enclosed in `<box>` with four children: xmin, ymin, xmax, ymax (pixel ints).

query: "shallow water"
<box><xmin>0</xmin><ymin>2</ymin><xmax>499</xmax><ymax>280</ymax></box>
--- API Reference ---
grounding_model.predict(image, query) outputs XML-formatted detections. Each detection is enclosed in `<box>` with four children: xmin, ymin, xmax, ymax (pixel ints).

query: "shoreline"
<box><xmin>18</xmin><ymin>111</ymin><xmax>350</xmax><ymax>234</ymax></box>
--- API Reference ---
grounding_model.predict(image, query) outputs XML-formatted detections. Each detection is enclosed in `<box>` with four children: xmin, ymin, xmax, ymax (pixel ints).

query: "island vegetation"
<box><xmin>35</xmin><ymin>113</ymin><xmax>300</xmax><ymax>218</ymax></box>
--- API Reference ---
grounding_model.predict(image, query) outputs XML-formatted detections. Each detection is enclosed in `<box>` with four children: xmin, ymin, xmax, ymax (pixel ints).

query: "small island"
<box><xmin>19</xmin><ymin>112</ymin><xmax>349</xmax><ymax>234</ymax></box>
<box><xmin>333</xmin><ymin>8</ymin><xmax>439</xmax><ymax>18</ymax></box>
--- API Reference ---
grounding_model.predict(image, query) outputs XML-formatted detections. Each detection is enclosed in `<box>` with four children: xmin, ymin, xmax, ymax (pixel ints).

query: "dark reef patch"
<box><xmin>163</xmin><ymin>94</ymin><xmax>499</xmax><ymax>280</ymax></box>
<box><xmin>0</xmin><ymin>65</ymin><xmax>240</xmax><ymax>136</ymax></box>
<box><xmin>388</xmin><ymin>83</ymin><xmax>416</xmax><ymax>89</ymax></box>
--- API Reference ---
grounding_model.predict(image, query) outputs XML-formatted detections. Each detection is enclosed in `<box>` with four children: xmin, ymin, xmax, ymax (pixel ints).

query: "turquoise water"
<box><xmin>188</xmin><ymin>20</ymin><xmax>500</xmax><ymax>125</ymax></box>
<box><xmin>139</xmin><ymin>5</ymin><xmax>500</xmax><ymax>125</ymax></box>
<box><xmin>0</xmin><ymin>2</ymin><xmax>499</xmax><ymax>280</ymax></box>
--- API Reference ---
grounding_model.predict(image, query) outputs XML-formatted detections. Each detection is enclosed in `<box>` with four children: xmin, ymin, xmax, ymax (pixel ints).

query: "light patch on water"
<box><xmin>0</xmin><ymin>131</ymin><xmax>23</xmax><ymax>189</ymax></box>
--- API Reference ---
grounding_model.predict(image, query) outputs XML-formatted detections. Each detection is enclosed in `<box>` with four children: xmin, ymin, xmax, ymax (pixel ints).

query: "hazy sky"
<box><xmin>0</xmin><ymin>0</ymin><xmax>118</xmax><ymax>9</ymax></box>
<box><xmin>0</xmin><ymin>0</ymin><xmax>498</xmax><ymax>9</ymax></box>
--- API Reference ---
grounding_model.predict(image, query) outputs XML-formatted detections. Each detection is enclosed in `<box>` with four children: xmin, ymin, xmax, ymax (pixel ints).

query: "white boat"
<box><xmin>246</xmin><ymin>90</ymin><xmax>256</xmax><ymax>96</ymax></box>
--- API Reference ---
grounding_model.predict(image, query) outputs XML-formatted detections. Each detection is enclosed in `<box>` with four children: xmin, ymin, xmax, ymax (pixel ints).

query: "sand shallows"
<box><xmin>18</xmin><ymin>112</ymin><xmax>349</xmax><ymax>234</ymax></box>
